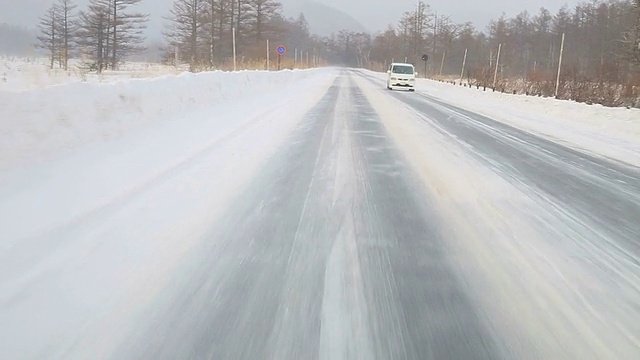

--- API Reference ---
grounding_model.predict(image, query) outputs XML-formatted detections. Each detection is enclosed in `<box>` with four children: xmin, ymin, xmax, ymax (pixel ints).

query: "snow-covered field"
<box><xmin>364</xmin><ymin>69</ymin><xmax>640</xmax><ymax>167</ymax></box>
<box><xmin>0</xmin><ymin>57</ymin><xmax>191</xmax><ymax>92</ymax></box>
<box><xmin>0</xmin><ymin>63</ymin><xmax>325</xmax><ymax>173</ymax></box>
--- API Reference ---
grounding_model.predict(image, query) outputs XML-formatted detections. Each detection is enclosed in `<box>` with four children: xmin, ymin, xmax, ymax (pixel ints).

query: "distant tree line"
<box><xmin>35</xmin><ymin>0</ymin><xmax>327</xmax><ymax>73</ymax></box>
<box><xmin>36</xmin><ymin>0</ymin><xmax>148</xmax><ymax>73</ymax></box>
<box><xmin>163</xmin><ymin>0</ymin><xmax>326</xmax><ymax>72</ymax></box>
<box><xmin>327</xmin><ymin>0</ymin><xmax>640</xmax><ymax>106</ymax></box>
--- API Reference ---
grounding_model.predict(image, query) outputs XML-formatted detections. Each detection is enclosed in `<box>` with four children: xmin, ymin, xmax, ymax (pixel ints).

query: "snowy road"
<box><xmin>1</xmin><ymin>69</ymin><xmax>640</xmax><ymax>359</ymax></box>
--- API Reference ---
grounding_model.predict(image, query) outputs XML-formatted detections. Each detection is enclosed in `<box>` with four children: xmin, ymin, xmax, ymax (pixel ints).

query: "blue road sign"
<box><xmin>276</xmin><ymin>46</ymin><xmax>287</xmax><ymax>55</ymax></box>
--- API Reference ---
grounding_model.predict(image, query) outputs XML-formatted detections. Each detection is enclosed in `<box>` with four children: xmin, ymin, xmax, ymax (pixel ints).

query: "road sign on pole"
<box><xmin>276</xmin><ymin>46</ymin><xmax>286</xmax><ymax>70</ymax></box>
<box><xmin>422</xmin><ymin>54</ymin><xmax>428</xmax><ymax>78</ymax></box>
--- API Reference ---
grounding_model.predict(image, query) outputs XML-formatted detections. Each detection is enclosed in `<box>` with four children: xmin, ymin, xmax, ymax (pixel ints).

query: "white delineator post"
<box><xmin>266</xmin><ymin>39</ymin><xmax>270</xmax><ymax>70</ymax></box>
<box><xmin>232</xmin><ymin>28</ymin><xmax>237</xmax><ymax>71</ymax></box>
<box><xmin>555</xmin><ymin>33</ymin><xmax>565</xmax><ymax>98</ymax></box>
<box><xmin>295</xmin><ymin>48</ymin><xmax>298</xmax><ymax>68</ymax></box>
<box><xmin>460</xmin><ymin>48</ymin><xmax>468</xmax><ymax>84</ymax></box>
<box><xmin>493</xmin><ymin>43</ymin><xmax>502</xmax><ymax>89</ymax></box>
<box><xmin>440</xmin><ymin>51</ymin><xmax>446</xmax><ymax>76</ymax></box>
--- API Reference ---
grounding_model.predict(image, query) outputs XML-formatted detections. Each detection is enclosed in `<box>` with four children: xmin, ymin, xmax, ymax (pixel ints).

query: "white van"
<box><xmin>386</xmin><ymin>63</ymin><xmax>417</xmax><ymax>91</ymax></box>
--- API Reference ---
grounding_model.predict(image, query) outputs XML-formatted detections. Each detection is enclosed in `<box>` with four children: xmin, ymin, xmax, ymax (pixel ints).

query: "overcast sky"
<box><xmin>1</xmin><ymin>0</ymin><xmax>580</xmax><ymax>36</ymax></box>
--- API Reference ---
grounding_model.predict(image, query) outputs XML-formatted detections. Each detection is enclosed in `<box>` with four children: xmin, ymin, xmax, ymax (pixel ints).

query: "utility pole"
<box><xmin>555</xmin><ymin>33</ymin><xmax>565</xmax><ymax>98</ymax></box>
<box><xmin>460</xmin><ymin>48</ymin><xmax>468</xmax><ymax>84</ymax></box>
<box><xmin>440</xmin><ymin>51</ymin><xmax>446</xmax><ymax>76</ymax></box>
<box><xmin>232</xmin><ymin>28</ymin><xmax>237</xmax><ymax>71</ymax></box>
<box><xmin>493</xmin><ymin>43</ymin><xmax>502</xmax><ymax>89</ymax></box>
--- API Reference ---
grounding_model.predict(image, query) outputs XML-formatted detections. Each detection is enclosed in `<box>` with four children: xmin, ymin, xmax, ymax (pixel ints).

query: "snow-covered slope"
<box><xmin>0</xmin><ymin>58</ymin><xmax>190</xmax><ymax>92</ymax></box>
<box><xmin>0</xmin><ymin>67</ymin><xmax>324</xmax><ymax>173</ymax></box>
<box><xmin>282</xmin><ymin>1</ymin><xmax>368</xmax><ymax>35</ymax></box>
<box><xmin>361</xmin><ymin>69</ymin><xmax>640</xmax><ymax>167</ymax></box>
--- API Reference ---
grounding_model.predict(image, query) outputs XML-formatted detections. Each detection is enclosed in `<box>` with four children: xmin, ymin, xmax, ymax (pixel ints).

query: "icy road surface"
<box><xmin>1</xmin><ymin>69</ymin><xmax>639</xmax><ymax>359</ymax></box>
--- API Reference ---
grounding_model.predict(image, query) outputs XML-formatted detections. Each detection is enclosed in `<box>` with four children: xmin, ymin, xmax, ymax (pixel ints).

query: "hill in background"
<box><xmin>282</xmin><ymin>1</ymin><xmax>368</xmax><ymax>36</ymax></box>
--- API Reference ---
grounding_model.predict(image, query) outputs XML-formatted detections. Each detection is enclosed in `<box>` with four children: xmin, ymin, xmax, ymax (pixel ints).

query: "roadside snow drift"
<box><xmin>0</xmin><ymin>69</ymin><xmax>321</xmax><ymax>172</ymax></box>
<box><xmin>362</xmin><ymin>69</ymin><xmax>640</xmax><ymax>167</ymax></box>
<box><xmin>0</xmin><ymin>68</ymin><xmax>336</xmax><ymax>359</ymax></box>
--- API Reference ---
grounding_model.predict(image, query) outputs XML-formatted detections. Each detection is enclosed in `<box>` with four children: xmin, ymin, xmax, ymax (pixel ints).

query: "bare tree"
<box><xmin>216</xmin><ymin>0</ymin><xmax>233</xmax><ymax>58</ymax></box>
<box><xmin>76</xmin><ymin>0</ymin><xmax>147</xmax><ymax>72</ymax></box>
<box><xmin>531</xmin><ymin>7</ymin><xmax>553</xmax><ymax>73</ymax></box>
<box><xmin>436</xmin><ymin>16</ymin><xmax>462</xmax><ymax>57</ymax></box>
<box><xmin>233</xmin><ymin>0</ymin><xmax>252</xmax><ymax>52</ymax></box>
<box><xmin>370</xmin><ymin>26</ymin><xmax>401</xmax><ymax>66</ymax></box>
<box><xmin>106</xmin><ymin>0</ymin><xmax>148</xmax><ymax>69</ymax></box>
<box><xmin>352</xmin><ymin>32</ymin><xmax>371</xmax><ymax>68</ymax></box>
<box><xmin>396</xmin><ymin>1</ymin><xmax>433</xmax><ymax>65</ymax></box>
<box><xmin>203</xmin><ymin>0</ymin><xmax>218</xmax><ymax>67</ymax></box>
<box><xmin>413</xmin><ymin>1</ymin><xmax>432</xmax><ymax>60</ymax></box>
<box><xmin>165</xmin><ymin>0</ymin><xmax>208</xmax><ymax>71</ymax></box>
<box><xmin>36</xmin><ymin>4</ymin><xmax>60</xmax><ymax>69</ymax></box>
<box><xmin>57</xmin><ymin>0</ymin><xmax>77</xmax><ymax>70</ymax></box>
<box><xmin>286</xmin><ymin>13</ymin><xmax>310</xmax><ymax>53</ymax></box>
<box><xmin>398</xmin><ymin>12</ymin><xmax>413</xmax><ymax>59</ymax></box>
<box><xmin>201</xmin><ymin>0</ymin><xmax>233</xmax><ymax>67</ymax></box>
<box><xmin>77</xmin><ymin>0</ymin><xmax>110</xmax><ymax>73</ymax></box>
<box><xmin>246</xmin><ymin>0</ymin><xmax>281</xmax><ymax>43</ymax></box>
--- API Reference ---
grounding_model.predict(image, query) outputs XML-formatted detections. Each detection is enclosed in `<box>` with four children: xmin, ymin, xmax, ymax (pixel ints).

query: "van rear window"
<box><xmin>392</xmin><ymin>65</ymin><xmax>414</xmax><ymax>74</ymax></box>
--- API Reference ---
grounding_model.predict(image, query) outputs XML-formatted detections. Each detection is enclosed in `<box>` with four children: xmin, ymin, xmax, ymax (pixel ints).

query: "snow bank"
<box><xmin>0</xmin><ymin>57</ymin><xmax>188</xmax><ymax>92</ymax></box>
<box><xmin>423</xmin><ymin>77</ymin><xmax>640</xmax><ymax>166</ymax></box>
<box><xmin>0</xmin><ymin>68</ymin><xmax>320</xmax><ymax>172</ymax></box>
<box><xmin>363</xmin><ymin>69</ymin><xmax>640</xmax><ymax>167</ymax></box>
<box><xmin>0</xmin><ymin>67</ymin><xmax>336</xmax><ymax>359</ymax></box>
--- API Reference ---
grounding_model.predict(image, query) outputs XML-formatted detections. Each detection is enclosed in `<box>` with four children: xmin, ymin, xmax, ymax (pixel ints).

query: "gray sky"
<box><xmin>1</xmin><ymin>0</ymin><xmax>580</xmax><ymax>36</ymax></box>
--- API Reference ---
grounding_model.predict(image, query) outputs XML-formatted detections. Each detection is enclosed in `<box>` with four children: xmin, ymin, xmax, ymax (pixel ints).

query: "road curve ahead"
<box><xmin>2</xmin><ymin>69</ymin><xmax>640</xmax><ymax>360</ymax></box>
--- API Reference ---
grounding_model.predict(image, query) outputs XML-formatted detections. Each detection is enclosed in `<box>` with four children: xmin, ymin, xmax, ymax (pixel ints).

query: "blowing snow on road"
<box><xmin>1</xmin><ymin>68</ymin><xmax>640</xmax><ymax>359</ymax></box>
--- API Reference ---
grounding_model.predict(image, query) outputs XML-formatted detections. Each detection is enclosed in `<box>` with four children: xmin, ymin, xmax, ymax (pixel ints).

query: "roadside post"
<box><xmin>460</xmin><ymin>48</ymin><xmax>468</xmax><ymax>84</ymax></box>
<box><xmin>421</xmin><ymin>54</ymin><xmax>429</xmax><ymax>78</ymax></box>
<box><xmin>232</xmin><ymin>28</ymin><xmax>237</xmax><ymax>71</ymax></box>
<box><xmin>276</xmin><ymin>45</ymin><xmax>286</xmax><ymax>71</ymax></box>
